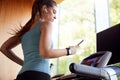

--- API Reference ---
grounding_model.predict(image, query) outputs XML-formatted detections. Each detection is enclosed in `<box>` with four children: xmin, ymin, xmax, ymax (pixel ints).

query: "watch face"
<box><xmin>69</xmin><ymin>48</ymin><xmax>72</xmax><ymax>55</ymax></box>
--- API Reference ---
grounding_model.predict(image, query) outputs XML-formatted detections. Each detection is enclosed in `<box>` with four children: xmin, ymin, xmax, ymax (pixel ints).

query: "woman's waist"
<box><xmin>19</xmin><ymin>60</ymin><xmax>51</xmax><ymax>75</ymax></box>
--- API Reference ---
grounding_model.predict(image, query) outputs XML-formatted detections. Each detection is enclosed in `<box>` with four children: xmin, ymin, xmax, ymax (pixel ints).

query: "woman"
<box><xmin>0</xmin><ymin>0</ymin><xmax>78</xmax><ymax>80</ymax></box>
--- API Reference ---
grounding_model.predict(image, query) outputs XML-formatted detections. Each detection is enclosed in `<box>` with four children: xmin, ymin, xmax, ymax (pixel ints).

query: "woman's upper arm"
<box><xmin>39</xmin><ymin>21</ymin><xmax>53</xmax><ymax>57</ymax></box>
<box><xmin>0</xmin><ymin>36</ymin><xmax>21</xmax><ymax>51</ymax></box>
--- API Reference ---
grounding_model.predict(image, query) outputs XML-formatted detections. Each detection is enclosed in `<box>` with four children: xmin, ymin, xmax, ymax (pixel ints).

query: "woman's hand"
<box><xmin>69</xmin><ymin>45</ymin><xmax>79</xmax><ymax>55</ymax></box>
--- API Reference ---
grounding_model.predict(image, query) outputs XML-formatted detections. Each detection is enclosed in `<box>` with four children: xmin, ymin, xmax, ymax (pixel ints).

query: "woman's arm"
<box><xmin>0</xmin><ymin>36</ymin><xmax>23</xmax><ymax>66</ymax></box>
<box><xmin>40</xmin><ymin>21</ymin><xmax>77</xmax><ymax>58</ymax></box>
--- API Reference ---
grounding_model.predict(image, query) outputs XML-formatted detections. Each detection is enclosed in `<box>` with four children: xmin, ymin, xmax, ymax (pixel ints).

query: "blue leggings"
<box><xmin>16</xmin><ymin>71</ymin><xmax>50</xmax><ymax>80</ymax></box>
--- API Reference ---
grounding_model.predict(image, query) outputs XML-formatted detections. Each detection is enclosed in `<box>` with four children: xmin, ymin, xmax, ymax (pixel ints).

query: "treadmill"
<box><xmin>56</xmin><ymin>51</ymin><xmax>120</xmax><ymax>80</ymax></box>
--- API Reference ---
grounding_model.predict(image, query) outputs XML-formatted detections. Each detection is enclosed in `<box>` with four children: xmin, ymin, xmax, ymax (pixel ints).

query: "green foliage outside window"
<box><xmin>109</xmin><ymin>0</ymin><xmax>120</xmax><ymax>26</ymax></box>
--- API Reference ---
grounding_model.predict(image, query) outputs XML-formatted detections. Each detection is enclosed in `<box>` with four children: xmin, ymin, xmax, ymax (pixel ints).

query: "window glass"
<box><xmin>51</xmin><ymin>0</ymin><xmax>96</xmax><ymax>76</ymax></box>
<box><xmin>109</xmin><ymin>0</ymin><xmax>120</xmax><ymax>26</ymax></box>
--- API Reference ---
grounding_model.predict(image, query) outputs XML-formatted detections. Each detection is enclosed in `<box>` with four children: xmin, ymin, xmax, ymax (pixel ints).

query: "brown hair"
<box><xmin>16</xmin><ymin>0</ymin><xmax>57</xmax><ymax>38</ymax></box>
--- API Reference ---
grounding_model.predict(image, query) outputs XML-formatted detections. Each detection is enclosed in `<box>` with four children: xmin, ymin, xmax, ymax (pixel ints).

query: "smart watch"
<box><xmin>66</xmin><ymin>47</ymin><xmax>72</xmax><ymax>55</ymax></box>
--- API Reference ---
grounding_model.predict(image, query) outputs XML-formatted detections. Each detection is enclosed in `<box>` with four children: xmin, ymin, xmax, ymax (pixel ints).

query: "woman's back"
<box><xmin>19</xmin><ymin>21</ymin><xmax>50</xmax><ymax>75</ymax></box>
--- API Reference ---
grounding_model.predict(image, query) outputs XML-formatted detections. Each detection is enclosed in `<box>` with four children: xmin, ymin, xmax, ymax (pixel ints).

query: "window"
<box><xmin>51</xmin><ymin>0</ymin><xmax>96</xmax><ymax>76</ymax></box>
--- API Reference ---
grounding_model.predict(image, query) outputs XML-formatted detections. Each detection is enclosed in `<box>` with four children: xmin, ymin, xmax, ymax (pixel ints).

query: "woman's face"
<box><xmin>42</xmin><ymin>6</ymin><xmax>57</xmax><ymax>22</ymax></box>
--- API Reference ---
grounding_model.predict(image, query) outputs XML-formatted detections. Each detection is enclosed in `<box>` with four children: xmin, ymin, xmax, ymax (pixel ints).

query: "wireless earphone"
<box><xmin>45</xmin><ymin>8</ymin><xmax>48</xmax><ymax>13</ymax></box>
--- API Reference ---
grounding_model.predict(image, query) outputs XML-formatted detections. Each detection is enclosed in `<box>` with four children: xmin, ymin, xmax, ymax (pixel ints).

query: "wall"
<box><xmin>0</xmin><ymin>0</ymin><xmax>33</xmax><ymax>80</ymax></box>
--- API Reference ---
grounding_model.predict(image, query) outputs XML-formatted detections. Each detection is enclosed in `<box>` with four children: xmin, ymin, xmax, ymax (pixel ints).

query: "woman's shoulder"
<box><xmin>41</xmin><ymin>21</ymin><xmax>53</xmax><ymax>29</ymax></box>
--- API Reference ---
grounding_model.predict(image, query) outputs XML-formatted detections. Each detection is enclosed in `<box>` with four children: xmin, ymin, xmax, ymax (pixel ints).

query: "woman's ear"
<box><xmin>42</xmin><ymin>5</ymin><xmax>48</xmax><ymax>13</ymax></box>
